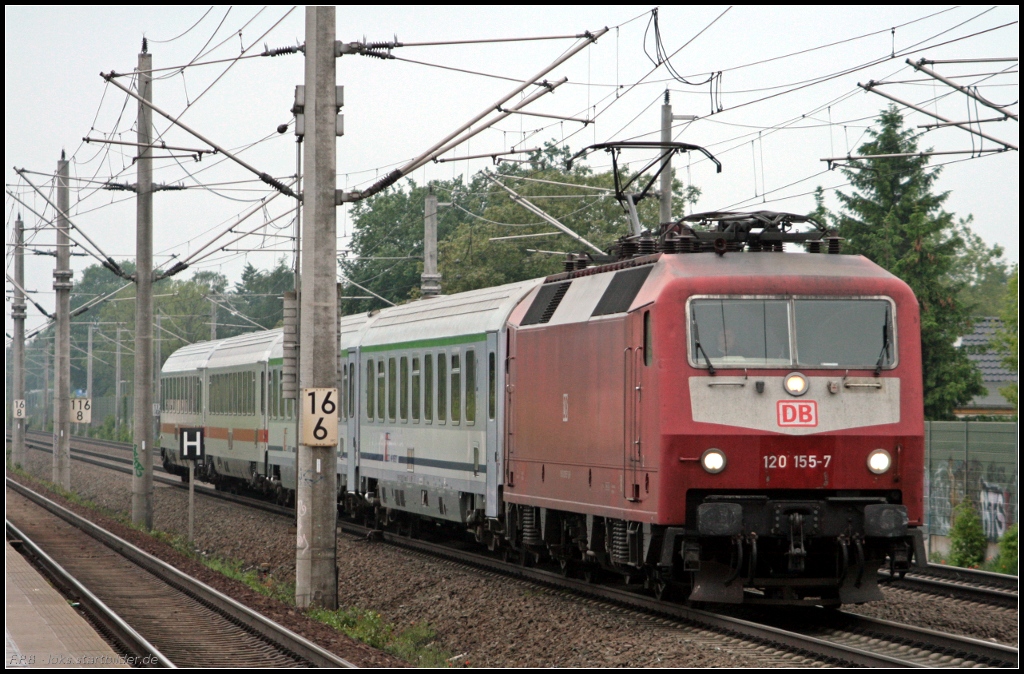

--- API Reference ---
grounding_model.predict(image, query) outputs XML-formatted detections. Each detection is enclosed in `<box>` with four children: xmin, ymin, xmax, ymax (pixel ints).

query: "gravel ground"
<box><xmin>12</xmin><ymin>445</ymin><xmax>1019</xmax><ymax>665</ymax></box>
<box><xmin>846</xmin><ymin>586</ymin><xmax>1018</xmax><ymax>646</ymax></box>
<box><xmin>6</xmin><ymin>468</ymin><xmax>403</xmax><ymax>667</ymax></box>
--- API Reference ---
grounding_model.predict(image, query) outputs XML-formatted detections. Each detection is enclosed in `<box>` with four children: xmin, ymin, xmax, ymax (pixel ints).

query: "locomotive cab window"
<box><xmin>689</xmin><ymin>297</ymin><xmax>896</xmax><ymax>369</ymax></box>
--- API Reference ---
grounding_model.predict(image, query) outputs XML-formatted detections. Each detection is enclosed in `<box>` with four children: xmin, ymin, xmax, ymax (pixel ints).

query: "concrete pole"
<box><xmin>132</xmin><ymin>43</ymin><xmax>154</xmax><ymax>529</ymax></box>
<box><xmin>296</xmin><ymin>5</ymin><xmax>338</xmax><ymax>610</ymax></box>
<box><xmin>86</xmin><ymin>323</ymin><xmax>94</xmax><ymax>399</ymax></box>
<box><xmin>43</xmin><ymin>342</ymin><xmax>51</xmax><ymax>428</ymax></box>
<box><xmin>11</xmin><ymin>215</ymin><xmax>26</xmax><ymax>466</ymax></box>
<box><xmin>54</xmin><ymin>153</ymin><xmax>72</xmax><ymax>489</ymax></box>
<box><xmin>659</xmin><ymin>91</ymin><xmax>673</xmax><ymax>227</ymax></box>
<box><xmin>114</xmin><ymin>327</ymin><xmax>122</xmax><ymax>436</ymax></box>
<box><xmin>294</xmin><ymin>136</ymin><xmax>302</xmax><ymax>290</ymax></box>
<box><xmin>209</xmin><ymin>297</ymin><xmax>217</xmax><ymax>341</ymax></box>
<box><xmin>421</xmin><ymin>191</ymin><xmax>441</xmax><ymax>297</ymax></box>
<box><xmin>154</xmin><ymin>312</ymin><xmax>162</xmax><ymax>442</ymax></box>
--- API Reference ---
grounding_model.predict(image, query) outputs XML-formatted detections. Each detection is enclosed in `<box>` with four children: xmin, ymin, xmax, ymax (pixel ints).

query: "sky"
<box><xmin>5</xmin><ymin>5</ymin><xmax>1019</xmax><ymax>338</ymax></box>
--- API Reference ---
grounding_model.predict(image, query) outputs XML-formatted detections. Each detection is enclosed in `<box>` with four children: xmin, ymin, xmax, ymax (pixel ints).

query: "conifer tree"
<box><xmin>832</xmin><ymin>105</ymin><xmax>984</xmax><ymax>419</ymax></box>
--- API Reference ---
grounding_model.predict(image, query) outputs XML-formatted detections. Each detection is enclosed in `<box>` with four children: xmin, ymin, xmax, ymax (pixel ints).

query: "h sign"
<box><xmin>179</xmin><ymin>427</ymin><xmax>205</xmax><ymax>461</ymax></box>
<box><xmin>777</xmin><ymin>400</ymin><xmax>818</xmax><ymax>427</ymax></box>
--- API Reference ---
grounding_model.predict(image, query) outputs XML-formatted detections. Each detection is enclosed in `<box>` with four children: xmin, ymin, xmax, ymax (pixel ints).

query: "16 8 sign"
<box><xmin>301</xmin><ymin>388</ymin><xmax>338</xmax><ymax>446</ymax></box>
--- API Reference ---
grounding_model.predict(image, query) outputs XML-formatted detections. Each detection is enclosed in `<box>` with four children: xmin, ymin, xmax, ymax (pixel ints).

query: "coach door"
<box><xmin>504</xmin><ymin>328</ymin><xmax>518</xmax><ymax>490</ymax></box>
<box><xmin>623</xmin><ymin>310</ymin><xmax>646</xmax><ymax>503</ymax></box>
<box><xmin>345</xmin><ymin>349</ymin><xmax>360</xmax><ymax>493</ymax></box>
<box><xmin>484</xmin><ymin>332</ymin><xmax>501</xmax><ymax>517</ymax></box>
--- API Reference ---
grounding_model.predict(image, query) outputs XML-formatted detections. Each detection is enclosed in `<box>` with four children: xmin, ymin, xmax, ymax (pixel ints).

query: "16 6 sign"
<box><xmin>301</xmin><ymin>388</ymin><xmax>338</xmax><ymax>446</ymax></box>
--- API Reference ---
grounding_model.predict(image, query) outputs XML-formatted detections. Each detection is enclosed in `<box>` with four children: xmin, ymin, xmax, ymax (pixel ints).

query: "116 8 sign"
<box><xmin>70</xmin><ymin>398</ymin><xmax>92</xmax><ymax>424</ymax></box>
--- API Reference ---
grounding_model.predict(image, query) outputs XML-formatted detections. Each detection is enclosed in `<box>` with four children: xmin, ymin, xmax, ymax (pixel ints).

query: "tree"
<box><xmin>949</xmin><ymin>501</ymin><xmax>987</xmax><ymax>568</ymax></box>
<box><xmin>830</xmin><ymin>105</ymin><xmax>984</xmax><ymax>420</ymax></box>
<box><xmin>953</xmin><ymin>217</ymin><xmax>1010</xmax><ymax>317</ymax></box>
<box><xmin>992</xmin><ymin>266</ymin><xmax>1018</xmax><ymax>409</ymax></box>
<box><xmin>342</xmin><ymin>142</ymin><xmax>698</xmax><ymax>309</ymax></box>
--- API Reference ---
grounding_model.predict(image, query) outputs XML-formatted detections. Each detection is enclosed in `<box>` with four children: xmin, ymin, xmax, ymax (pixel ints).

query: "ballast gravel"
<box><xmin>13</xmin><ymin>443</ymin><xmax>1018</xmax><ymax>666</ymax></box>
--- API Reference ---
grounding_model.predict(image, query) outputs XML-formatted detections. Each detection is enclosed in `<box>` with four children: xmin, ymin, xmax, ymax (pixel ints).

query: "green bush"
<box><xmin>992</xmin><ymin>524</ymin><xmax>1018</xmax><ymax>575</ymax></box>
<box><xmin>949</xmin><ymin>501</ymin><xmax>987</xmax><ymax>568</ymax></box>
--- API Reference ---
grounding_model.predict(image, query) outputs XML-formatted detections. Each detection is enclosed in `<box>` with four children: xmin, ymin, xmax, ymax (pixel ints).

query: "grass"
<box><xmin>308</xmin><ymin>607</ymin><xmax>456</xmax><ymax>667</ymax></box>
<box><xmin>7</xmin><ymin>459</ymin><xmax>454</xmax><ymax>666</ymax></box>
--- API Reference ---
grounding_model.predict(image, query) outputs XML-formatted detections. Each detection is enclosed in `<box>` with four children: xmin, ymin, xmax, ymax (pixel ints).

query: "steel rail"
<box><xmin>14</xmin><ymin>433</ymin><xmax>1018</xmax><ymax>667</ymax></box>
<box><xmin>6</xmin><ymin>478</ymin><xmax>354</xmax><ymax>668</ymax></box>
<box><xmin>6</xmin><ymin>519</ymin><xmax>174</xmax><ymax>668</ymax></box>
<box><xmin>879</xmin><ymin>564</ymin><xmax>1018</xmax><ymax>608</ymax></box>
<box><xmin>17</xmin><ymin>434</ymin><xmax>293</xmax><ymax>519</ymax></box>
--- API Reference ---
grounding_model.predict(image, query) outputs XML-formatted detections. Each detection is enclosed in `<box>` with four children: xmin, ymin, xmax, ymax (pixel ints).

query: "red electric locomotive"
<box><xmin>501</xmin><ymin>212</ymin><xmax>925</xmax><ymax>605</ymax></box>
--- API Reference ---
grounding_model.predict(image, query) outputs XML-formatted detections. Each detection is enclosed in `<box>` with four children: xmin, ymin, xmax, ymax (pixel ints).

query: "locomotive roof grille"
<box><xmin>522</xmin><ymin>281</ymin><xmax>571</xmax><ymax>325</ymax></box>
<box><xmin>592</xmin><ymin>266</ymin><xmax>653</xmax><ymax>316</ymax></box>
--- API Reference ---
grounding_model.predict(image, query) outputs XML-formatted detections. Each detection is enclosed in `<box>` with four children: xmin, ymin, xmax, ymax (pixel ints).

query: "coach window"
<box><xmin>488</xmin><ymin>352</ymin><xmax>496</xmax><ymax>420</ymax></box>
<box><xmin>348</xmin><ymin>363</ymin><xmax>355</xmax><ymax>420</ymax></box>
<box><xmin>388</xmin><ymin>357</ymin><xmax>397</xmax><ymax>422</ymax></box>
<box><xmin>412</xmin><ymin>357</ymin><xmax>421</xmax><ymax>422</ymax></box>
<box><xmin>366</xmin><ymin>360</ymin><xmax>375</xmax><ymax>421</ymax></box>
<box><xmin>424</xmin><ymin>354</ymin><xmax>434</xmax><ymax>424</ymax></box>
<box><xmin>273</xmin><ymin>370</ymin><xmax>280</xmax><ymax>419</ymax></box>
<box><xmin>377</xmin><ymin>359</ymin><xmax>386</xmax><ymax>421</ymax></box>
<box><xmin>644</xmin><ymin>311</ymin><xmax>653</xmax><ymax>367</ymax></box>
<box><xmin>342</xmin><ymin>362</ymin><xmax>350</xmax><ymax>419</ymax></box>
<box><xmin>400</xmin><ymin>356</ymin><xmax>409</xmax><ymax>422</ymax></box>
<box><xmin>465</xmin><ymin>350</ymin><xmax>476</xmax><ymax>425</ymax></box>
<box><xmin>451</xmin><ymin>352</ymin><xmax>461</xmax><ymax>425</ymax></box>
<box><xmin>437</xmin><ymin>353</ymin><xmax>447</xmax><ymax>424</ymax></box>
<box><xmin>260</xmin><ymin>372</ymin><xmax>266</xmax><ymax>415</ymax></box>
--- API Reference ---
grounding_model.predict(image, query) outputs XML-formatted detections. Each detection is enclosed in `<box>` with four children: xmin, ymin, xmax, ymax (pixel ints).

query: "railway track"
<box><xmin>11</xmin><ymin>432</ymin><xmax>1019</xmax><ymax>667</ymax></box>
<box><xmin>879</xmin><ymin>563</ymin><xmax>1019</xmax><ymax>608</ymax></box>
<box><xmin>5</xmin><ymin>478</ymin><xmax>353</xmax><ymax>668</ymax></box>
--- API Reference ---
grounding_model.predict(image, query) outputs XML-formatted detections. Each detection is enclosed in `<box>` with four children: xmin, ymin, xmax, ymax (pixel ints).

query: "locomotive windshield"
<box><xmin>690</xmin><ymin>298</ymin><xmax>895</xmax><ymax>369</ymax></box>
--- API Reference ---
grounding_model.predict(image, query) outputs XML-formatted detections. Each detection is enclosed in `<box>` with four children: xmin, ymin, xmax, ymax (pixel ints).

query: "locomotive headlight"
<box><xmin>867</xmin><ymin>448</ymin><xmax>892</xmax><ymax>475</ymax></box>
<box><xmin>784</xmin><ymin>372</ymin><xmax>808</xmax><ymax>396</ymax></box>
<box><xmin>701</xmin><ymin>448</ymin><xmax>727</xmax><ymax>474</ymax></box>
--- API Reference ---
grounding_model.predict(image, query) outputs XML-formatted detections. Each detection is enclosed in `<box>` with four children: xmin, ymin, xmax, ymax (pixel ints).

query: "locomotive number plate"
<box><xmin>760</xmin><ymin>451</ymin><xmax>832</xmax><ymax>487</ymax></box>
<box><xmin>763</xmin><ymin>454</ymin><xmax>831</xmax><ymax>470</ymax></box>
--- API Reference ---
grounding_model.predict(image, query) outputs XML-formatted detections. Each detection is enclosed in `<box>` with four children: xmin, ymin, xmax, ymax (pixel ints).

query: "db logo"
<box><xmin>777</xmin><ymin>400</ymin><xmax>818</xmax><ymax>427</ymax></box>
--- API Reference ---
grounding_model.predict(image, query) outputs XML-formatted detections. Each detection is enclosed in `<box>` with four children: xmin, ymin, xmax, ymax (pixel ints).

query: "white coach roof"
<box><xmin>360</xmin><ymin>278</ymin><xmax>543</xmax><ymax>348</ymax></box>
<box><xmin>162</xmin><ymin>328</ymin><xmax>283</xmax><ymax>373</ymax></box>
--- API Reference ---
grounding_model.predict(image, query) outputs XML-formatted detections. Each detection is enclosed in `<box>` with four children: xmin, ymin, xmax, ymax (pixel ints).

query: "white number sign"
<box><xmin>70</xmin><ymin>398</ymin><xmax>92</xmax><ymax>424</ymax></box>
<box><xmin>301</xmin><ymin>388</ymin><xmax>338</xmax><ymax>447</ymax></box>
<box><xmin>13</xmin><ymin>399</ymin><xmax>26</xmax><ymax>419</ymax></box>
